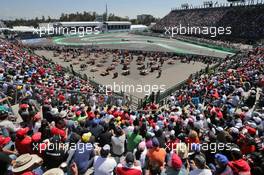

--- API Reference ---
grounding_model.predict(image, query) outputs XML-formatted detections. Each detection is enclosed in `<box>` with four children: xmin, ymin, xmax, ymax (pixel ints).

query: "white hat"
<box><xmin>235</xmin><ymin>123</ymin><xmax>243</xmax><ymax>129</ymax></box>
<box><xmin>216</xmin><ymin>127</ymin><xmax>224</xmax><ymax>132</ymax></box>
<box><xmin>12</xmin><ymin>154</ymin><xmax>42</xmax><ymax>173</ymax></box>
<box><xmin>170</xmin><ymin>112</ymin><xmax>175</xmax><ymax>116</ymax></box>
<box><xmin>43</xmin><ymin>168</ymin><xmax>64</xmax><ymax>175</ymax></box>
<box><xmin>253</xmin><ymin>117</ymin><xmax>262</xmax><ymax>124</ymax></box>
<box><xmin>231</xmin><ymin>147</ymin><xmax>241</xmax><ymax>152</ymax></box>
<box><xmin>50</xmin><ymin>108</ymin><xmax>59</xmax><ymax>116</ymax></box>
<box><xmin>155</xmin><ymin>125</ymin><xmax>160</xmax><ymax>131</ymax></box>
<box><xmin>247</xmin><ymin>122</ymin><xmax>257</xmax><ymax>128</ymax></box>
<box><xmin>241</xmin><ymin>106</ymin><xmax>249</xmax><ymax>111</ymax></box>
<box><xmin>59</xmin><ymin>111</ymin><xmax>67</xmax><ymax>118</ymax></box>
<box><xmin>229</xmin><ymin>127</ymin><xmax>239</xmax><ymax>134</ymax></box>
<box><xmin>102</xmin><ymin>144</ymin><xmax>111</xmax><ymax>151</ymax></box>
<box><xmin>198</xmin><ymin>114</ymin><xmax>204</xmax><ymax>120</ymax></box>
<box><xmin>170</xmin><ymin>130</ymin><xmax>175</xmax><ymax>136</ymax></box>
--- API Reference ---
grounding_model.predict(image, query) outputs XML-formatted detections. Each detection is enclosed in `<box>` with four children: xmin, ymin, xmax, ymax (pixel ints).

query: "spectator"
<box><xmin>111</xmin><ymin>126</ymin><xmax>126</xmax><ymax>163</ymax></box>
<box><xmin>15</xmin><ymin>127</ymin><xmax>32</xmax><ymax>155</ymax></box>
<box><xmin>93</xmin><ymin>144</ymin><xmax>117</xmax><ymax>175</ymax></box>
<box><xmin>127</xmin><ymin>126</ymin><xmax>142</xmax><ymax>152</ymax></box>
<box><xmin>146</xmin><ymin>137</ymin><xmax>166</xmax><ymax>174</ymax></box>
<box><xmin>189</xmin><ymin>154</ymin><xmax>212</xmax><ymax>175</ymax></box>
<box><xmin>214</xmin><ymin>153</ymin><xmax>233</xmax><ymax>175</ymax></box>
<box><xmin>43</xmin><ymin>135</ymin><xmax>68</xmax><ymax>169</ymax></box>
<box><xmin>72</xmin><ymin>132</ymin><xmax>95</xmax><ymax>174</ymax></box>
<box><xmin>12</xmin><ymin>153</ymin><xmax>43</xmax><ymax>175</ymax></box>
<box><xmin>228</xmin><ymin>148</ymin><xmax>251</xmax><ymax>175</ymax></box>
<box><xmin>115</xmin><ymin>152</ymin><xmax>142</xmax><ymax>175</ymax></box>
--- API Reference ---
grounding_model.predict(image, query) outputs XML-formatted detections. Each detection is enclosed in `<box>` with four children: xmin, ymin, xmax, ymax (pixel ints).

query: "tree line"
<box><xmin>3</xmin><ymin>11</ymin><xmax>159</xmax><ymax>28</ymax></box>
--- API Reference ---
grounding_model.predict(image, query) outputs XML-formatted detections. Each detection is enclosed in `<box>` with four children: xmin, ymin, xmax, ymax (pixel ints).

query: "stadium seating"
<box><xmin>152</xmin><ymin>5</ymin><xmax>264</xmax><ymax>43</ymax></box>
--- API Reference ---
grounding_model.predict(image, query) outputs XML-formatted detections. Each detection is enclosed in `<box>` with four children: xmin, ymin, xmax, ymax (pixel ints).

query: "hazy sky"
<box><xmin>0</xmin><ymin>0</ymin><xmax>228</xmax><ymax>20</ymax></box>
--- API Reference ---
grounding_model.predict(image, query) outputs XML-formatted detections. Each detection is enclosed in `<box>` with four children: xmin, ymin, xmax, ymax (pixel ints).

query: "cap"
<box><xmin>235</xmin><ymin>123</ymin><xmax>243</xmax><ymax>129</ymax></box>
<box><xmin>215</xmin><ymin>154</ymin><xmax>229</xmax><ymax>165</ymax></box>
<box><xmin>241</xmin><ymin>106</ymin><xmax>249</xmax><ymax>111</ymax></box>
<box><xmin>152</xmin><ymin>137</ymin><xmax>160</xmax><ymax>147</ymax></box>
<box><xmin>194</xmin><ymin>155</ymin><xmax>206</xmax><ymax>165</ymax></box>
<box><xmin>231</xmin><ymin>147</ymin><xmax>241</xmax><ymax>152</ymax></box>
<box><xmin>82</xmin><ymin>132</ymin><xmax>92</xmax><ymax>143</ymax></box>
<box><xmin>20</xmin><ymin>104</ymin><xmax>29</xmax><ymax>109</ymax></box>
<box><xmin>253</xmin><ymin>117</ymin><xmax>262</xmax><ymax>124</ymax></box>
<box><xmin>76</xmin><ymin>111</ymin><xmax>82</xmax><ymax>116</ymax></box>
<box><xmin>171</xmin><ymin>153</ymin><xmax>182</xmax><ymax>170</ymax></box>
<box><xmin>50</xmin><ymin>135</ymin><xmax>61</xmax><ymax>143</ymax></box>
<box><xmin>229</xmin><ymin>127</ymin><xmax>239</xmax><ymax>134</ymax></box>
<box><xmin>59</xmin><ymin>111</ymin><xmax>67</xmax><ymax>118</ymax></box>
<box><xmin>0</xmin><ymin>135</ymin><xmax>11</xmax><ymax>146</ymax></box>
<box><xmin>51</xmin><ymin>127</ymin><xmax>66</xmax><ymax>138</ymax></box>
<box><xmin>32</xmin><ymin>132</ymin><xmax>42</xmax><ymax>142</ymax></box>
<box><xmin>246</xmin><ymin>126</ymin><xmax>256</xmax><ymax>135</ymax></box>
<box><xmin>102</xmin><ymin>144</ymin><xmax>110</xmax><ymax>151</ymax></box>
<box><xmin>16</xmin><ymin>127</ymin><xmax>30</xmax><ymax>138</ymax></box>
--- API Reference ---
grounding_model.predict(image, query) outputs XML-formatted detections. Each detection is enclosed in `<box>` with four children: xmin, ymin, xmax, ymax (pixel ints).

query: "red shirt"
<box><xmin>15</xmin><ymin>171</ymin><xmax>35</xmax><ymax>175</ymax></box>
<box><xmin>228</xmin><ymin>159</ymin><xmax>251</xmax><ymax>175</ymax></box>
<box><xmin>15</xmin><ymin>136</ymin><xmax>32</xmax><ymax>154</ymax></box>
<box><xmin>115</xmin><ymin>164</ymin><xmax>142</xmax><ymax>175</ymax></box>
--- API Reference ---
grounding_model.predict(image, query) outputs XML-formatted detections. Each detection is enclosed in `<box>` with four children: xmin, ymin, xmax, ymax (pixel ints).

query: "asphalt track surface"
<box><xmin>52</xmin><ymin>32</ymin><xmax>234</xmax><ymax>58</ymax></box>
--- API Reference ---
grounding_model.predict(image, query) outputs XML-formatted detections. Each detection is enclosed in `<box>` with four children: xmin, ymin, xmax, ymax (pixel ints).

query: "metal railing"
<box><xmin>157</xmin><ymin>62</ymin><xmax>221</xmax><ymax>106</ymax></box>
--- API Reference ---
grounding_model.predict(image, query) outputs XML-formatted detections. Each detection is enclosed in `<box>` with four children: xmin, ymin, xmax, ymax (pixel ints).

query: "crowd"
<box><xmin>0</xmin><ymin>38</ymin><xmax>264</xmax><ymax>175</ymax></box>
<box><xmin>152</xmin><ymin>4</ymin><xmax>264</xmax><ymax>43</ymax></box>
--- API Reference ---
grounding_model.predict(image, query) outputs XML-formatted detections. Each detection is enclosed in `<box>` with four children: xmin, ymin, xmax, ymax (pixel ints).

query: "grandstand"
<box><xmin>152</xmin><ymin>4</ymin><xmax>264</xmax><ymax>43</ymax></box>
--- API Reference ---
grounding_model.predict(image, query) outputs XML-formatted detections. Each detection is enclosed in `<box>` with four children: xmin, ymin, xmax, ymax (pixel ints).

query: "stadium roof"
<box><xmin>12</xmin><ymin>26</ymin><xmax>38</xmax><ymax>32</ymax></box>
<box><xmin>131</xmin><ymin>25</ymin><xmax>148</xmax><ymax>30</ymax></box>
<box><xmin>106</xmin><ymin>21</ymin><xmax>131</xmax><ymax>25</ymax></box>
<box><xmin>59</xmin><ymin>21</ymin><xmax>102</xmax><ymax>27</ymax></box>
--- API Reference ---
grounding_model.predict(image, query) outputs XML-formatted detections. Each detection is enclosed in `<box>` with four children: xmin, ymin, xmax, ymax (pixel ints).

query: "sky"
<box><xmin>0</xmin><ymin>0</ymin><xmax>228</xmax><ymax>20</ymax></box>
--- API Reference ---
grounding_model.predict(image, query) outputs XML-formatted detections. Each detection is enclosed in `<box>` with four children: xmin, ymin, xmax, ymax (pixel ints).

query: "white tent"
<box><xmin>130</xmin><ymin>25</ymin><xmax>148</xmax><ymax>31</ymax></box>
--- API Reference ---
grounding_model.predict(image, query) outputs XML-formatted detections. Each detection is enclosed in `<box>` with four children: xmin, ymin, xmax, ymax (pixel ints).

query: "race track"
<box><xmin>52</xmin><ymin>32</ymin><xmax>235</xmax><ymax>58</ymax></box>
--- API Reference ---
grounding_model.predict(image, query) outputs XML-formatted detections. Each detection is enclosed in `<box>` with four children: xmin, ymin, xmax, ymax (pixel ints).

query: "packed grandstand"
<box><xmin>0</xmin><ymin>1</ymin><xmax>264</xmax><ymax>175</ymax></box>
<box><xmin>152</xmin><ymin>4</ymin><xmax>264</xmax><ymax>43</ymax></box>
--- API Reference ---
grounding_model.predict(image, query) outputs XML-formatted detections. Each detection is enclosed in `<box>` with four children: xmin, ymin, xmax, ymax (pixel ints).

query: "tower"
<box><xmin>105</xmin><ymin>2</ymin><xmax>108</xmax><ymax>21</ymax></box>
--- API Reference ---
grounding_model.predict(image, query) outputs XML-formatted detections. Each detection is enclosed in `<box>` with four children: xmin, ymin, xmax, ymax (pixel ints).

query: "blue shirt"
<box><xmin>73</xmin><ymin>142</ymin><xmax>95</xmax><ymax>174</ymax></box>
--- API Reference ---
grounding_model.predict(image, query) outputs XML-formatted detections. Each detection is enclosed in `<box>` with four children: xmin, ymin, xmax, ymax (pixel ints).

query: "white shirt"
<box><xmin>111</xmin><ymin>134</ymin><xmax>126</xmax><ymax>156</ymax></box>
<box><xmin>93</xmin><ymin>156</ymin><xmax>117</xmax><ymax>175</ymax></box>
<box><xmin>190</xmin><ymin>169</ymin><xmax>212</xmax><ymax>175</ymax></box>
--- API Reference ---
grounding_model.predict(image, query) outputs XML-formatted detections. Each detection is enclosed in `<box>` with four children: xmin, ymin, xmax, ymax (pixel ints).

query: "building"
<box><xmin>39</xmin><ymin>21</ymin><xmax>131</xmax><ymax>33</ymax></box>
<box><xmin>104</xmin><ymin>21</ymin><xmax>131</xmax><ymax>32</ymax></box>
<box><xmin>137</xmin><ymin>14</ymin><xmax>154</xmax><ymax>22</ymax></box>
